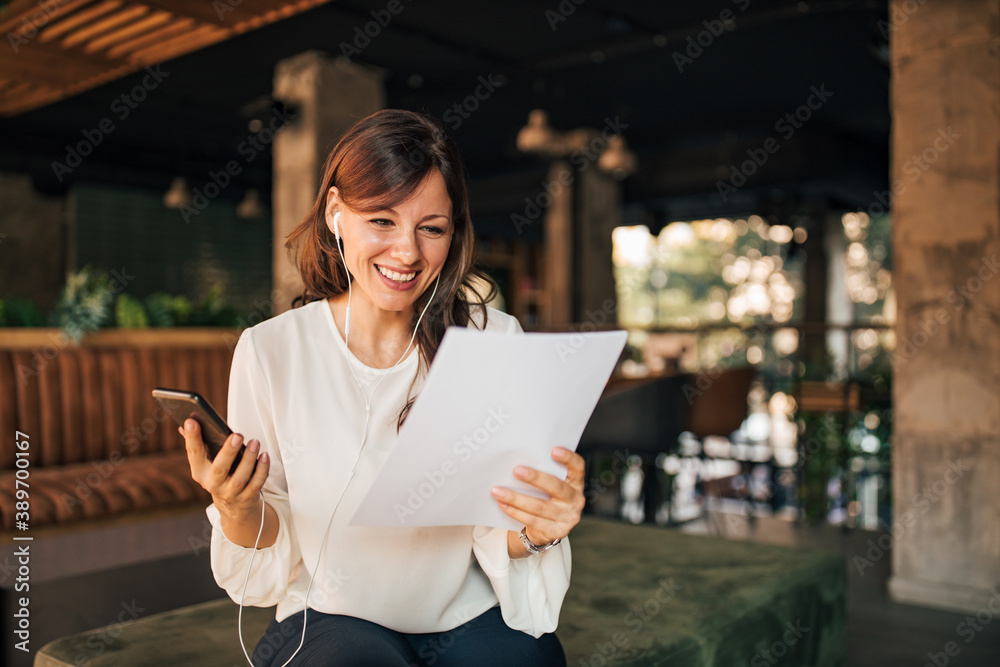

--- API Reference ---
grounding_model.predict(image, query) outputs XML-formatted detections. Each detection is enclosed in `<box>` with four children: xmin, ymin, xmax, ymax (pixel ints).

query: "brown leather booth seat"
<box><xmin>0</xmin><ymin>329</ymin><xmax>237</xmax><ymax>531</ymax></box>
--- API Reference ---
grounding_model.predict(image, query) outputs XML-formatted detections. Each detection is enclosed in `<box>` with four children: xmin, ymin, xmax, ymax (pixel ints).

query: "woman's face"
<box><xmin>325</xmin><ymin>169</ymin><xmax>454</xmax><ymax>317</ymax></box>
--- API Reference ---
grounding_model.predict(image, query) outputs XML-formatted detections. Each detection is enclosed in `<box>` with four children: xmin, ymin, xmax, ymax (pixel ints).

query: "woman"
<box><xmin>182</xmin><ymin>109</ymin><xmax>585</xmax><ymax>666</ymax></box>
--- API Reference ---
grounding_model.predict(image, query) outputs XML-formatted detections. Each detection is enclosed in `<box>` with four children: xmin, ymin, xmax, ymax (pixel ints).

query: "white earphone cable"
<box><xmin>237</xmin><ymin>208</ymin><xmax>440</xmax><ymax>666</ymax></box>
<box><xmin>237</xmin><ymin>491</ymin><xmax>267</xmax><ymax>665</ymax></box>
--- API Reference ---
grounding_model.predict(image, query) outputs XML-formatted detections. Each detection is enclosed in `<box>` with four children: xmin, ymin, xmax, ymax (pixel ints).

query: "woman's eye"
<box><xmin>422</xmin><ymin>226</ymin><xmax>446</xmax><ymax>236</ymax></box>
<box><xmin>370</xmin><ymin>218</ymin><xmax>394</xmax><ymax>228</ymax></box>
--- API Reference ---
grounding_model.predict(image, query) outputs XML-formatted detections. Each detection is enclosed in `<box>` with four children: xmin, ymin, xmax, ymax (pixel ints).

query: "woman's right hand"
<box><xmin>181</xmin><ymin>418</ymin><xmax>271</xmax><ymax>533</ymax></box>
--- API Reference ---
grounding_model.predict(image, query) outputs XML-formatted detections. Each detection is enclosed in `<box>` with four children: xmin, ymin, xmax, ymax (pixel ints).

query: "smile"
<box><xmin>375</xmin><ymin>264</ymin><xmax>419</xmax><ymax>283</ymax></box>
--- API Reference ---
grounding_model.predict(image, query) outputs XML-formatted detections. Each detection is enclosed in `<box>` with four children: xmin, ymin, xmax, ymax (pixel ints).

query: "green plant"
<box><xmin>0</xmin><ymin>297</ymin><xmax>47</xmax><ymax>327</ymax></box>
<box><xmin>145</xmin><ymin>292</ymin><xmax>193</xmax><ymax>327</ymax></box>
<box><xmin>188</xmin><ymin>284</ymin><xmax>240</xmax><ymax>327</ymax></box>
<box><xmin>115</xmin><ymin>293</ymin><xmax>150</xmax><ymax>328</ymax></box>
<box><xmin>4</xmin><ymin>267</ymin><xmax>245</xmax><ymax>336</ymax></box>
<box><xmin>49</xmin><ymin>266</ymin><xmax>114</xmax><ymax>341</ymax></box>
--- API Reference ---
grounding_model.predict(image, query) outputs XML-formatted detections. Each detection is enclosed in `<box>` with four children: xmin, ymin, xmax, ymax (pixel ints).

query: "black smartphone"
<box><xmin>152</xmin><ymin>387</ymin><xmax>252</xmax><ymax>477</ymax></box>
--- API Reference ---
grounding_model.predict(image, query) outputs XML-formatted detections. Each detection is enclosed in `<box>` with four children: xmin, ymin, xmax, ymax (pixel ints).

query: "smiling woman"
<box><xmin>181</xmin><ymin>109</ymin><xmax>581</xmax><ymax>667</ymax></box>
<box><xmin>286</xmin><ymin>109</ymin><xmax>494</xmax><ymax>406</ymax></box>
<box><xmin>322</xmin><ymin>170</ymin><xmax>455</xmax><ymax>367</ymax></box>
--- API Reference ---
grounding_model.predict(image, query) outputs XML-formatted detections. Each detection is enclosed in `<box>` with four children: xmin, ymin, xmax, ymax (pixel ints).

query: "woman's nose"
<box><xmin>389</xmin><ymin>229</ymin><xmax>421</xmax><ymax>264</ymax></box>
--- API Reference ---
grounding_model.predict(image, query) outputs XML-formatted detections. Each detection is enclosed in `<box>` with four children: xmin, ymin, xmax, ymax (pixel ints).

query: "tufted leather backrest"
<box><xmin>0</xmin><ymin>331</ymin><xmax>236</xmax><ymax>471</ymax></box>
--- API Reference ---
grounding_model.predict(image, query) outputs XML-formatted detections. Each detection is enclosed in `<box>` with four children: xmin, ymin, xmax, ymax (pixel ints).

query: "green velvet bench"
<box><xmin>34</xmin><ymin>517</ymin><xmax>846</xmax><ymax>666</ymax></box>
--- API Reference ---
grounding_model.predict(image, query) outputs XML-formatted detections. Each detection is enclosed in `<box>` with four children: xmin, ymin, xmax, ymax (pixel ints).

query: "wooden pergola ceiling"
<box><xmin>0</xmin><ymin>0</ymin><xmax>334</xmax><ymax>116</ymax></box>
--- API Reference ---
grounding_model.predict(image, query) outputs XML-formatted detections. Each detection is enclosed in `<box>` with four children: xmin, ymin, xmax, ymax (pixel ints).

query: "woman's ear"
<box><xmin>324</xmin><ymin>186</ymin><xmax>341</xmax><ymax>236</ymax></box>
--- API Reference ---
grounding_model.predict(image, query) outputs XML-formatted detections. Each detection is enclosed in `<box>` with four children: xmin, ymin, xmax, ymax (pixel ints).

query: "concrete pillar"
<box><xmin>576</xmin><ymin>165</ymin><xmax>620</xmax><ymax>323</ymax></box>
<box><xmin>541</xmin><ymin>161</ymin><xmax>620</xmax><ymax>327</ymax></box>
<box><xmin>272</xmin><ymin>52</ymin><xmax>384</xmax><ymax>314</ymax></box>
<box><xmin>543</xmin><ymin>161</ymin><xmax>573</xmax><ymax>325</ymax></box>
<box><xmin>888</xmin><ymin>0</ymin><xmax>1000</xmax><ymax>613</ymax></box>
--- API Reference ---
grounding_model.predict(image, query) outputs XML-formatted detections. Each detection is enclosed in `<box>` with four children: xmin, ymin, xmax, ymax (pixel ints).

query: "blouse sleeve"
<box><xmin>470</xmin><ymin>310</ymin><xmax>573</xmax><ymax>637</ymax></box>
<box><xmin>205</xmin><ymin>328</ymin><xmax>303</xmax><ymax>608</ymax></box>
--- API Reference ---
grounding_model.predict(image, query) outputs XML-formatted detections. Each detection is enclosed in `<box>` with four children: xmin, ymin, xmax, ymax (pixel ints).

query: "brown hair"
<box><xmin>285</xmin><ymin>109</ymin><xmax>497</xmax><ymax>428</ymax></box>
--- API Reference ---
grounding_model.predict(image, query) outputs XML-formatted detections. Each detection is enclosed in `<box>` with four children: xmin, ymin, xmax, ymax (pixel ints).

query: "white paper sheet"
<box><xmin>349</xmin><ymin>327</ymin><xmax>628</xmax><ymax>530</ymax></box>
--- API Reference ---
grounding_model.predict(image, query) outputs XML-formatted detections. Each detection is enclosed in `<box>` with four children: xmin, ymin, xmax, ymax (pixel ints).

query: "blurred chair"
<box><xmin>684</xmin><ymin>366</ymin><xmax>757</xmax><ymax>531</ymax></box>
<box><xmin>578</xmin><ymin>372</ymin><xmax>691</xmax><ymax>524</ymax></box>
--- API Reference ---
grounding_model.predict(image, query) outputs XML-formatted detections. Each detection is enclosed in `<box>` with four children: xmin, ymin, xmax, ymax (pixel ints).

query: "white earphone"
<box><xmin>332</xmin><ymin>210</ymin><xmax>351</xmax><ymax>337</ymax></box>
<box><xmin>237</xmin><ymin>203</ymin><xmax>440</xmax><ymax>667</ymax></box>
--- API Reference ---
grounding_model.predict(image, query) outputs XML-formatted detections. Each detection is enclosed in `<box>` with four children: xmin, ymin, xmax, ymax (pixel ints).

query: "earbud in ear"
<box><xmin>333</xmin><ymin>211</ymin><xmax>342</xmax><ymax>241</ymax></box>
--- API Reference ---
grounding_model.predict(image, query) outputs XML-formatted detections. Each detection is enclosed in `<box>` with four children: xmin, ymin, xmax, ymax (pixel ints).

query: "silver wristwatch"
<box><xmin>519</xmin><ymin>526</ymin><xmax>562</xmax><ymax>555</ymax></box>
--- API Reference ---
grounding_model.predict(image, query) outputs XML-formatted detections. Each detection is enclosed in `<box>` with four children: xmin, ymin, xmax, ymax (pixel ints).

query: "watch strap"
<box><xmin>519</xmin><ymin>526</ymin><xmax>562</xmax><ymax>555</ymax></box>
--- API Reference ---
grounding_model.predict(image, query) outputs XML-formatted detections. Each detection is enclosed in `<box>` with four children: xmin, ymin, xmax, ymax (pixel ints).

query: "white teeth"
<box><xmin>377</xmin><ymin>265</ymin><xmax>417</xmax><ymax>282</ymax></box>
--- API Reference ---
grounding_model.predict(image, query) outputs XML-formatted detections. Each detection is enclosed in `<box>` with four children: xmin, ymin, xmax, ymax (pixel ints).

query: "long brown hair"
<box><xmin>285</xmin><ymin>109</ymin><xmax>497</xmax><ymax>428</ymax></box>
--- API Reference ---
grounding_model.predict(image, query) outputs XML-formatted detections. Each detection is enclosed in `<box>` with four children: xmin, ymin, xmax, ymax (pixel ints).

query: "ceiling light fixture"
<box><xmin>163</xmin><ymin>177</ymin><xmax>192</xmax><ymax>209</ymax></box>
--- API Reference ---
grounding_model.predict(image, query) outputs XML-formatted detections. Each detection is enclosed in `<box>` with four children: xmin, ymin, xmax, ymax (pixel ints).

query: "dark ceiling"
<box><xmin>0</xmin><ymin>0</ymin><xmax>889</xmax><ymax>231</ymax></box>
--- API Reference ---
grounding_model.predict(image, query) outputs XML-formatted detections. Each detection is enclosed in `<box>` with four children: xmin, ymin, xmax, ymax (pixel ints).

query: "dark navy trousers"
<box><xmin>250</xmin><ymin>606</ymin><xmax>566</xmax><ymax>667</ymax></box>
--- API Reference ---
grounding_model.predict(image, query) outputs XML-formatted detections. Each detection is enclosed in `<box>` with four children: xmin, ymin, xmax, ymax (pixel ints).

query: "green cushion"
<box><xmin>559</xmin><ymin>517</ymin><xmax>846</xmax><ymax>666</ymax></box>
<box><xmin>35</xmin><ymin>516</ymin><xmax>846</xmax><ymax>666</ymax></box>
<box><xmin>33</xmin><ymin>600</ymin><xmax>273</xmax><ymax>667</ymax></box>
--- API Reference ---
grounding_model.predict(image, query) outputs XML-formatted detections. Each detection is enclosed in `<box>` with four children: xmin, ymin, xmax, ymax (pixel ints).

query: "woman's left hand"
<box><xmin>492</xmin><ymin>447</ymin><xmax>586</xmax><ymax>549</ymax></box>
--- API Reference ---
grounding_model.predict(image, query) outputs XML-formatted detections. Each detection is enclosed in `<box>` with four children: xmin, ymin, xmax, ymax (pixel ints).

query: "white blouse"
<box><xmin>206</xmin><ymin>298</ymin><xmax>571</xmax><ymax>638</ymax></box>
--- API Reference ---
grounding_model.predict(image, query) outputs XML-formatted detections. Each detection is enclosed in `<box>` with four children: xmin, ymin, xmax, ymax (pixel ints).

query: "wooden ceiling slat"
<box><xmin>0</xmin><ymin>0</ymin><xmax>43</xmax><ymax>33</ymax></box>
<box><xmin>6</xmin><ymin>85</ymin><xmax>59</xmax><ymax>107</ymax></box>
<box><xmin>38</xmin><ymin>0</ymin><xmax>123</xmax><ymax>43</ymax></box>
<box><xmin>126</xmin><ymin>24</ymin><xmax>230</xmax><ymax>65</ymax></box>
<box><xmin>104</xmin><ymin>16</ymin><xmax>195</xmax><ymax>58</ymax></box>
<box><xmin>0</xmin><ymin>0</ymin><xmax>335</xmax><ymax>117</ymax></box>
<box><xmin>138</xmin><ymin>0</ymin><xmax>265</xmax><ymax>27</ymax></box>
<box><xmin>0</xmin><ymin>52</ymin><xmax>162</xmax><ymax>115</ymax></box>
<box><xmin>61</xmin><ymin>4</ymin><xmax>150</xmax><ymax>48</ymax></box>
<box><xmin>0</xmin><ymin>84</ymin><xmax>58</xmax><ymax>115</ymax></box>
<box><xmin>0</xmin><ymin>39</ymin><xmax>109</xmax><ymax>88</ymax></box>
<box><xmin>83</xmin><ymin>9</ymin><xmax>173</xmax><ymax>54</ymax></box>
<box><xmin>0</xmin><ymin>70</ymin><xmax>116</xmax><ymax>115</ymax></box>
<box><xmin>0</xmin><ymin>0</ymin><xmax>95</xmax><ymax>35</ymax></box>
<box><xmin>0</xmin><ymin>82</ymin><xmax>41</xmax><ymax>98</ymax></box>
